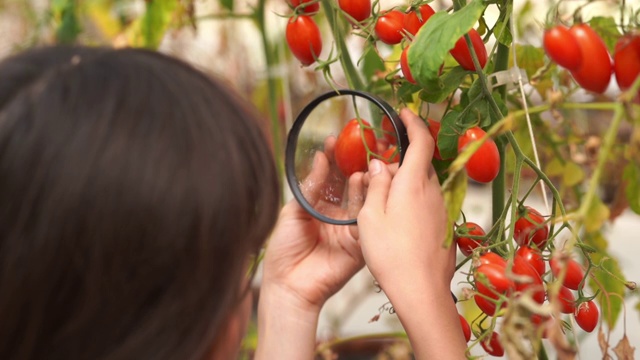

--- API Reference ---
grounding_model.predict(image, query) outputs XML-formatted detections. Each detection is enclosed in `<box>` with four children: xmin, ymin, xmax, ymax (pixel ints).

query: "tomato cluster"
<box><xmin>543</xmin><ymin>23</ymin><xmax>640</xmax><ymax>94</ymax></box>
<box><xmin>454</xmin><ymin>206</ymin><xmax>599</xmax><ymax>354</ymax></box>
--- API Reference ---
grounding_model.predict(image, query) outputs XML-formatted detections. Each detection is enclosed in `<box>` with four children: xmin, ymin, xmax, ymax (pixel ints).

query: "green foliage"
<box><xmin>408</xmin><ymin>0</ymin><xmax>486</xmax><ymax>89</ymax></box>
<box><xmin>623</xmin><ymin>162</ymin><xmax>640</xmax><ymax>214</ymax></box>
<box><xmin>588</xmin><ymin>16</ymin><xmax>621</xmax><ymax>53</ymax></box>
<box><xmin>52</xmin><ymin>0</ymin><xmax>81</xmax><ymax>44</ymax></box>
<box><xmin>139</xmin><ymin>0</ymin><xmax>177</xmax><ymax>49</ymax></box>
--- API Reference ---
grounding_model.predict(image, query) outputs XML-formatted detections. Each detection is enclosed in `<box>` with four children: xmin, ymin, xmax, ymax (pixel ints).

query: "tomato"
<box><xmin>515</xmin><ymin>246</ymin><xmax>545</xmax><ymax>276</ymax></box>
<box><xmin>426</xmin><ymin>119</ymin><xmax>442</xmax><ymax>160</ymax></box>
<box><xmin>543</xmin><ymin>25</ymin><xmax>582</xmax><ymax>71</ymax></box>
<box><xmin>403</xmin><ymin>4</ymin><xmax>435</xmax><ymax>36</ymax></box>
<box><xmin>457</xmin><ymin>126</ymin><xmax>500</xmax><ymax>183</ymax></box>
<box><xmin>455</xmin><ymin>222</ymin><xmax>486</xmax><ymax>256</ymax></box>
<box><xmin>474</xmin><ymin>294</ymin><xmax>498</xmax><ymax>316</ymax></box>
<box><xmin>512</xmin><ymin>256</ymin><xmax>545</xmax><ymax>304</ymax></box>
<box><xmin>381</xmin><ymin>115</ymin><xmax>397</xmax><ymax>145</ymax></box>
<box><xmin>450</xmin><ymin>29</ymin><xmax>487</xmax><ymax>71</ymax></box>
<box><xmin>338</xmin><ymin>0</ymin><xmax>371</xmax><ymax>23</ymax></box>
<box><xmin>290</xmin><ymin>0</ymin><xmax>319</xmax><ymax>15</ymax></box>
<box><xmin>478</xmin><ymin>252</ymin><xmax>507</xmax><ymax>268</ymax></box>
<box><xmin>475</xmin><ymin>263</ymin><xmax>514</xmax><ymax>300</ymax></box>
<box><xmin>575</xmin><ymin>300</ymin><xmax>599</xmax><ymax>333</ymax></box>
<box><xmin>400</xmin><ymin>45</ymin><xmax>416</xmax><ymax>84</ymax></box>
<box><xmin>334</xmin><ymin>119</ymin><xmax>377</xmax><ymax>177</ymax></box>
<box><xmin>569</xmin><ymin>24</ymin><xmax>612</xmax><ymax>94</ymax></box>
<box><xmin>286</xmin><ymin>16</ymin><xmax>323</xmax><ymax>66</ymax></box>
<box><xmin>556</xmin><ymin>286</ymin><xmax>576</xmax><ymax>314</ymax></box>
<box><xmin>614</xmin><ymin>34</ymin><xmax>640</xmax><ymax>91</ymax></box>
<box><xmin>513</xmin><ymin>206</ymin><xmax>548</xmax><ymax>249</ymax></box>
<box><xmin>481</xmin><ymin>332</ymin><xmax>504</xmax><ymax>357</ymax></box>
<box><xmin>550</xmin><ymin>257</ymin><xmax>585</xmax><ymax>290</ymax></box>
<box><xmin>381</xmin><ymin>146</ymin><xmax>399</xmax><ymax>164</ymax></box>
<box><xmin>374</xmin><ymin>10</ymin><xmax>405</xmax><ymax>45</ymax></box>
<box><xmin>459</xmin><ymin>314</ymin><xmax>471</xmax><ymax>342</ymax></box>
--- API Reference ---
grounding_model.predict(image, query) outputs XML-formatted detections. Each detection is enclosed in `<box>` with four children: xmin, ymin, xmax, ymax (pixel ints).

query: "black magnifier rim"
<box><xmin>285</xmin><ymin>89</ymin><xmax>409</xmax><ymax>225</ymax></box>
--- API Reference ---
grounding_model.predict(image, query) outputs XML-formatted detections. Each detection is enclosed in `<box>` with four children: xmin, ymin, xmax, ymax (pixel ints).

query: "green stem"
<box><xmin>256</xmin><ymin>0</ymin><xmax>284</xmax><ymax>200</ymax></box>
<box><xmin>321</xmin><ymin>0</ymin><xmax>365</xmax><ymax>91</ymax></box>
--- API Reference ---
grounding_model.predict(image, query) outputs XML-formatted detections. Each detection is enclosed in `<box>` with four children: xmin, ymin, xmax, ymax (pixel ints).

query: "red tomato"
<box><xmin>381</xmin><ymin>115</ymin><xmax>397</xmax><ymax>145</ymax></box>
<box><xmin>286</xmin><ymin>16</ymin><xmax>323</xmax><ymax>66</ymax></box>
<box><xmin>513</xmin><ymin>206</ymin><xmax>548</xmax><ymax>249</ymax></box>
<box><xmin>400</xmin><ymin>45</ymin><xmax>416</xmax><ymax>84</ymax></box>
<box><xmin>479</xmin><ymin>252</ymin><xmax>507</xmax><ymax>268</ymax></box>
<box><xmin>338</xmin><ymin>0</ymin><xmax>371</xmax><ymax>23</ymax></box>
<box><xmin>334</xmin><ymin>119</ymin><xmax>377</xmax><ymax>177</ymax></box>
<box><xmin>575</xmin><ymin>300</ymin><xmax>599</xmax><ymax>333</ymax></box>
<box><xmin>569</xmin><ymin>24</ymin><xmax>612</xmax><ymax>94</ymax></box>
<box><xmin>543</xmin><ymin>25</ymin><xmax>582</xmax><ymax>70</ymax></box>
<box><xmin>290</xmin><ymin>0</ymin><xmax>319</xmax><ymax>15</ymax></box>
<box><xmin>426</xmin><ymin>119</ymin><xmax>442</xmax><ymax>160</ymax></box>
<box><xmin>557</xmin><ymin>286</ymin><xmax>576</xmax><ymax>314</ymax></box>
<box><xmin>515</xmin><ymin>246</ymin><xmax>545</xmax><ymax>276</ymax></box>
<box><xmin>474</xmin><ymin>294</ymin><xmax>498</xmax><ymax>316</ymax></box>
<box><xmin>550</xmin><ymin>257</ymin><xmax>585</xmax><ymax>290</ymax></box>
<box><xmin>481</xmin><ymin>332</ymin><xmax>504</xmax><ymax>357</ymax></box>
<box><xmin>475</xmin><ymin>263</ymin><xmax>514</xmax><ymax>300</ymax></box>
<box><xmin>381</xmin><ymin>146</ymin><xmax>400</xmax><ymax>164</ymax></box>
<box><xmin>403</xmin><ymin>4</ymin><xmax>435</xmax><ymax>36</ymax></box>
<box><xmin>450</xmin><ymin>29</ymin><xmax>487</xmax><ymax>71</ymax></box>
<box><xmin>614</xmin><ymin>34</ymin><xmax>640</xmax><ymax>90</ymax></box>
<box><xmin>512</xmin><ymin>256</ymin><xmax>545</xmax><ymax>304</ymax></box>
<box><xmin>455</xmin><ymin>222</ymin><xmax>486</xmax><ymax>256</ymax></box>
<box><xmin>459</xmin><ymin>314</ymin><xmax>471</xmax><ymax>342</ymax></box>
<box><xmin>374</xmin><ymin>10</ymin><xmax>405</xmax><ymax>45</ymax></box>
<box><xmin>457</xmin><ymin>126</ymin><xmax>500</xmax><ymax>183</ymax></box>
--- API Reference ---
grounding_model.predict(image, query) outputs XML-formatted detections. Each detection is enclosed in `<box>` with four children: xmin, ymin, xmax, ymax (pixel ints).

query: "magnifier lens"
<box><xmin>286</xmin><ymin>90</ymin><xmax>407</xmax><ymax>225</ymax></box>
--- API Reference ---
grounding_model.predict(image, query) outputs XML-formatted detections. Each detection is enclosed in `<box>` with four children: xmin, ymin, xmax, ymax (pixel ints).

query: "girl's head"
<box><xmin>0</xmin><ymin>46</ymin><xmax>280</xmax><ymax>359</ymax></box>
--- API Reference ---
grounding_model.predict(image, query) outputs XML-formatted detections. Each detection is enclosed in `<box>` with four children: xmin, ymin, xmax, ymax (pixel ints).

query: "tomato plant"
<box><xmin>334</xmin><ymin>118</ymin><xmax>377</xmax><ymax>177</ymax></box>
<box><xmin>512</xmin><ymin>256</ymin><xmax>546</xmax><ymax>304</ymax></box>
<box><xmin>513</xmin><ymin>206</ymin><xmax>549</xmax><ymax>249</ymax></box>
<box><xmin>403</xmin><ymin>4</ymin><xmax>435</xmax><ymax>37</ymax></box>
<box><xmin>380</xmin><ymin>146</ymin><xmax>399</xmax><ymax>163</ymax></box>
<box><xmin>557</xmin><ymin>286</ymin><xmax>576</xmax><ymax>314</ymax></box>
<box><xmin>475</xmin><ymin>263</ymin><xmax>514</xmax><ymax>300</ymax></box>
<box><xmin>543</xmin><ymin>25</ymin><xmax>582</xmax><ymax>71</ymax></box>
<box><xmin>478</xmin><ymin>252</ymin><xmax>507</xmax><ymax>268</ymax></box>
<box><xmin>569</xmin><ymin>23</ymin><xmax>612</xmax><ymax>93</ymax></box>
<box><xmin>381</xmin><ymin>115</ymin><xmax>397</xmax><ymax>145</ymax></box>
<box><xmin>450</xmin><ymin>29</ymin><xmax>487</xmax><ymax>71</ymax></box>
<box><xmin>338</xmin><ymin>0</ymin><xmax>371</xmax><ymax>23</ymax></box>
<box><xmin>457</xmin><ymin>126</ymin><xmax>500</xmax><ymax>183</ymax></box>
<box><xmin>286</xmin><ymin>15</ymin><xmax>323</xmax><ymax>66</ymax></box>
<box><xmin>455</xmin><ymin>222</ymin><xmax>486</xmax><ymax>256</ymax></box>
<box><xmin>426</xmin><ymin>119</ymin><xmax>443</xmax><ymax>160</ymax></box>
<box><xmin>374</xmin><ymin>10</ymin><xmax>405</xmax><ymax>45</ymax></box>
<box><xmin>575</xmin><ymin>300</ymin><xmax>599</xmax><ymax>333</ymax></box>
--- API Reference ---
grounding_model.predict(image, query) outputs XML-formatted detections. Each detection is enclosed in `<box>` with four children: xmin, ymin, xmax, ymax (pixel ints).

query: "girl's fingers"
<box><xmin>300</xmin><ymin>151</ymin><xmax>331</xmax><ymax>206</ymax></box>
<box><xmin>360</xmin><ymin>160</ymin><xmax>392</xmax><ymax>218</ymax></box>
<box><xmin>397</xmin><ymin>108</ymin><xmax>436</xmax><ymax>177</ymax></box>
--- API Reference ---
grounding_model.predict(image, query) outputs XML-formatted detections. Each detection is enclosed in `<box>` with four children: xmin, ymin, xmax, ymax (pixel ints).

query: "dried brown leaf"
<box><xmin>598</xmin><ymin>327</ymin><xmax>612</xmax><ymax>359</ymax></box>
<box><xmin>613</xmin><ymin>335</ymin><xmax>636</xmax><ymax>360</ymax></box>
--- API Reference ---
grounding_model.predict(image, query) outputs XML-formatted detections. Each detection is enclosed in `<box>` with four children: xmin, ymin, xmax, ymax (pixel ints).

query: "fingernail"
<box><xmin>369</xmin><ymin>159</ymin><xmax>382</xmax><ymax>176</ymax></box>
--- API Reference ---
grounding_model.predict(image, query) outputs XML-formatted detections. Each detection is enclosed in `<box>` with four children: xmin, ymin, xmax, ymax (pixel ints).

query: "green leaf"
<box><xmin>623</xmin><ymin>162</ymin><xmax>640</xmax><ymax>214</ymax></box>
<box><xmin>54</xmin><ymin>0</ymin><xmax>81</xmax><ymax>44</ymax></box>
<box><xmin>443</xmin><ymin>169</ymin><xmax>467</xmax><ymax>247</ymax></box>
<box><xmin>408</xmin><ymin>0</ymin><xmax>487</xmax><ymax>88</ymax></box>
<box><xmin>139</xmin><ymin>0</ymin><xmax>177</xmax><ymax>49</ymax></box>
<box><xmin>419</xmin><ymin>66</ymin><xmax>468</xmax><ymax>103</ymax></box>
<box><xmin>493</xmin><ymin>5</ymin><xmax>513</xmax><ymax>46</ymax></box>
<box><xmin>585</xmin><ymin>196</ymin><xmax>610</xmax><ymax>233</ymax></box>
<box><xmin>438</xmin><ymin>110</ymin><xmax>462</xmax><ymax>160</ymax></box>
<box><xmin>584</xmin><ymin>232</ymin><xmax>627</xmax><ymax>329</ymax></box>
<box><xmin>361</xmin><ymin>46</ymin><xmax>385</xmax><ymax>81</ymax></box>
<box><xmin>588</xmin><ymin>16</ymin><xmax>621</xmax><ymax>53</ymax></box>
<box><xmin>433</xmin><ymin>158</ymin><xmax>453</xmax><ymax>185</ymax></box>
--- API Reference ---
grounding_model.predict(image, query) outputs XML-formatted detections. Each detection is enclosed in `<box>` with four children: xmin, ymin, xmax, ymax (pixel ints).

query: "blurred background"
<box><xmin>0</xmin><ymin>0</ymin><xmax>638</xmax><ymax>358</ymax></box>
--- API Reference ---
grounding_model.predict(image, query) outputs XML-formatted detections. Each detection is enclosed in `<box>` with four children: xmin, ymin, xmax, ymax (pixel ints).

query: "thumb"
<box><xmin>361</xmin><ymin>159</ymin><xmax>391</xmax><ymax>216</ymax></box>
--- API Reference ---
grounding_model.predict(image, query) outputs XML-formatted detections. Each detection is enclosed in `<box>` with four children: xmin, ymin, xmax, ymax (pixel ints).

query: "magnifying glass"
<box><xmin>285</xmin><ymin>89</ymin><xmax>409</xmax><ymax>225</ymax></box>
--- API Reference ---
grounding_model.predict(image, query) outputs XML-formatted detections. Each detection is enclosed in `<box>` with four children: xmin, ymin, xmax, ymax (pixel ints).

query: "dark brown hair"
<box><xmin>0</xmin><ymin>46</ymin><xmax>280</xmax><ymax>360</ymax></box>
